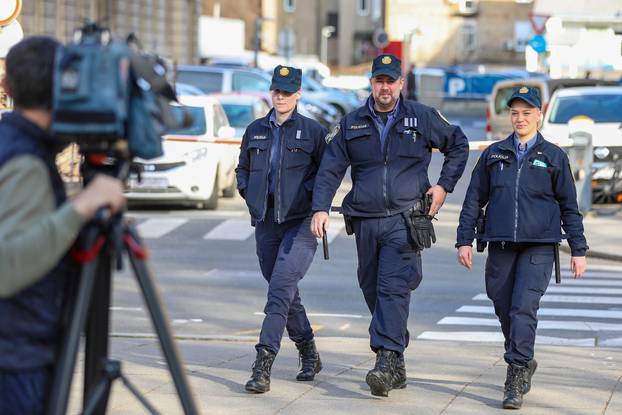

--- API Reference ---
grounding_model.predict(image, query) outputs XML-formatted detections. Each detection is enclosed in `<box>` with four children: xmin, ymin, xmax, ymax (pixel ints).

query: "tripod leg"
<box><xmin>46</xmin><ymin>227</ymin><xmax>102</xmax><ymax>415</ymax></box>
<box><xmin>124</xmin><ymin>224</ymin><xmax>200</xmax><ymax>415</ymax></box>
<box><xmin>83</xmin><ymin>246</ymin><xmax>113</xmax><ymax>415</ymax></box>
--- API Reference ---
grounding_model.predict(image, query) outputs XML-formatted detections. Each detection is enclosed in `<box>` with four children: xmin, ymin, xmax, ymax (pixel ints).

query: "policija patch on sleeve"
<box><xmin>325</xmin><ymin>124</ymin><xmax>340</xmax><ymax>144</ymax></box>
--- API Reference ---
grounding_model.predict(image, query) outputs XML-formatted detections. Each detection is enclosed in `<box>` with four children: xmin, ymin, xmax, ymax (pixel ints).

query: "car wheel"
<box><xmin>201</xmin><ymin>171</ymin><xmax>219</xmax><ymax>210</ymax></box>
<box><xmin>222</xmin><ymin>175</ymin><xmax>237</xmax><ymax>198</ymax></box>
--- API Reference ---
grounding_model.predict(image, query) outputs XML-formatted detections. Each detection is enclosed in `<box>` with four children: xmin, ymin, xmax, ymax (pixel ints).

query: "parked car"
<box><xmin>487</xmin><ymin>77</ymin><xmax>618</xmax><ymax>140</ymax></box>
<box><xmin>176</xmin><ymin>64</ymin><xmax>339</xmax><ymax>128</ymax></box>
<box><xmin>213</xmin><ymin>93</ymin><xmax>270</xmax><ymax>137</ymax></box>
<box><xmin>174</xmin><ymin>82</ymin><xmax>205</xmax><ymax>96</ymax></box>
<box><xmin>125</xmin><ymin>95</ymin><xmax>238</xmax><ymax>209</ymax></box>
<box><xmin>301</xmin><ymin>75</ymin><xmax>361</xmax><ymax>117</ymax></box>
<box><xmin>540</xmin><ymin>86</ymin><xmax>622</xmax><ymax>204</ymax></box>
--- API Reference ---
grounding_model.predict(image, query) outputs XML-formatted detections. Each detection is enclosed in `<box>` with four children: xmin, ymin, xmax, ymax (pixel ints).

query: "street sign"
<box><xmin>372</xmin><ymin>28</ymin><xmax>389</xmax><ymax>49</ymax></box>
<box><xmin>528</xmin><ymin>12</ymin><xmax>549</xmax><ymax>35</ymax></box>
<box><xmin>0</xmin><ymin>0</ymin><xmax>21</xmax><ymax>27</ymax></box>
<box><xmin>528</xmin><ymin>34</ymin><xmax>547</xmax><ymax>54</ymax></box>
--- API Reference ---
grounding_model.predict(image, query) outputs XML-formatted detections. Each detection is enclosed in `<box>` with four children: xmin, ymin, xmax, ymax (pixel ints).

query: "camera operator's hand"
<box><xmin>72</xmin><ymin>175</ymin><xmax>126</xmax><ymax>219</ymax></box>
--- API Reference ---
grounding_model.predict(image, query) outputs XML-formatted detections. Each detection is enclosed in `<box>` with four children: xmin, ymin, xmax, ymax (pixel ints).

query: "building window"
<box><xmin>358</xmin><ymin>0</ymin><xmax>370</xmax><ymax>16</ymax></box>
<box><xmin>461</xmin><ymin>21</ymin><xmax>477</xmax><ymax>53</ymax></box>
<box><xmin>283</xmin><ymin>0</ymin><xmax>295</xmax><ymax>13</ymax></box>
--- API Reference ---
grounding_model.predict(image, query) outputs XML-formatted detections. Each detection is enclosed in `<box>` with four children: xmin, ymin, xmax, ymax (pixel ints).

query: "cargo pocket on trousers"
<box><xmin>528</xmin><ymin>254</ymin><xmax>554</xmax><ymax>294</ymax></box>
<box><xmin>401</xmin><ymin>251</ymin><xmax>423</xmax><ymax>290</ymax></box>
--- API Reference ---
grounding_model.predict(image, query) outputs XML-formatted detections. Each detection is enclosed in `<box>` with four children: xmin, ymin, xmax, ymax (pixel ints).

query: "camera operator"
<box><xmin>0</xmin><ymin>36</ymin><xmax>126</xmax><ymax>415</ymax></box>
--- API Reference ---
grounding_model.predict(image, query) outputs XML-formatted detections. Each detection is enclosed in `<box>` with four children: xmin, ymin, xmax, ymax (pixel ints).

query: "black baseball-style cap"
<box><xmin>371</xmin><ymin>54</ymin><xmax>402</xmax><ymax>80</ymax></box>
<box><xmin>270</xmin><ymin>65</ymin><xmax>302</xmax><ymax>93</ymax></box>
<box><xmin>507</xmin><ymin>86</ymin><xmax>542</xmax><ymax>109</ymax></box>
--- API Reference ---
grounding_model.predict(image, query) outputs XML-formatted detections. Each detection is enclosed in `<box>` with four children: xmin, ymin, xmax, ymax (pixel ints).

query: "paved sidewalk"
<box><xmin>69</xmin><ymin>336</ymin><xmax>622</xmax><ymax>415</ymax></box>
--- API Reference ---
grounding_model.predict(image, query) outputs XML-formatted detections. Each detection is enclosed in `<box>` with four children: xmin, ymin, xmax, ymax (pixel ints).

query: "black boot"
<box><xmin>245</xmin><ymin>348</ymin><xmax>276</xmax><ymax>393</ymax></box>
<box><xmin>394</xmin><ymin>353</ymin><xmax>407</xmax><ymax>389</ymax></box>
<box><xmin>503</xmin><ymin>364</ymin><xmax>527</xmax><ymax>409</ymax></box>
<box><xmin>365</xmin><ymin>349</ymin><xmax>400</xmax><ymax>397</ymax></box>
<box><xmin>295</xmin><ymin>339</ymin><xmax>322</xmax><ymax>381</ymax></box>
<box><xmin>523</xmin><ymin>359</ymin><xmax>537</xmax><ymax>394</ymax></box>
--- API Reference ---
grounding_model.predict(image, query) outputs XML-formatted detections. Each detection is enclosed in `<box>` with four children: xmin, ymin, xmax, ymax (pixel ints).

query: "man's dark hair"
<box><xmin>5</xmin><ymin>36</ymin><xmax>59</xmax><ymax>110</ymax></box>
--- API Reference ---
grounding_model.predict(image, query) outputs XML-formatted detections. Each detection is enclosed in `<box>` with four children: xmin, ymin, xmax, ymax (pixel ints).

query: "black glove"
<box><xmin>410</xmin><ymin>211</ymin><xmax>436</xmax><ymax>250</ymax></box>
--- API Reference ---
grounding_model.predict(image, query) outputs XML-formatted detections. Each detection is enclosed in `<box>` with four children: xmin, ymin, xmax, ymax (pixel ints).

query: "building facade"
<box><xmin>386</xmin><ymin>0</ymin><xmax>533</xmax><ymax>66</ymax></box>
<box><xmin>18</xmin><ymin>0</ymin><xmax>201</xmax><ymax>64</ymax></box>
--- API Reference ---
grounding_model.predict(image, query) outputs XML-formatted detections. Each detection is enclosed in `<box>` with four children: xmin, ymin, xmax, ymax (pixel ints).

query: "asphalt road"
<box><xmin>106</xmin><ymin>150</ymin><xmax>622</xmax><ymax>349</ymax></box>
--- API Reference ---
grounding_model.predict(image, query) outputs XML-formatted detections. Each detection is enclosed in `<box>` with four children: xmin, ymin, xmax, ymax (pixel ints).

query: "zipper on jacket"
<box><xmin>261</xmin><ymin>130</ymin><xmax>273</xmax><ymax>222</ymax></box>
<box><xmin>513</xmin><ymin>164</ymin><xmax>522</xmax><ymax>242</ymax></box>
<box><xmin>275</xmin><ymin>126</ymin><xmax>286</xmax><ymax>224</ymax></box>
<box><xmin>501</xmin><ymin>241</ymin><xmax>506</xmax><ymax>250</ymax></box>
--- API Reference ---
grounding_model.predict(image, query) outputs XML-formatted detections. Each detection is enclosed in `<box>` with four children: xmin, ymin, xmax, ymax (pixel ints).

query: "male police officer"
<box><xmin>236</xmin><ymin>65</ymin><xmax>327</xmax><ymax>393</ymax></box>
<box><xmin>456</xmin><ymin>86</ymin><xmax>588</xmax><ymax>409</ymax></box>
<box><xmin>0</xmin><ymin>36</ymin><xmax>126</xmax><ymax>414</ymax></box>
<box><xmin>311</xmin><ymin>54</ymin><xmax>469</xmax><ymax>397</ymax></box>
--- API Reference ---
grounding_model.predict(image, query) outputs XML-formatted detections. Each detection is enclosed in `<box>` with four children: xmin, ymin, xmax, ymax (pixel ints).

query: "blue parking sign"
<box><xmin>528</xmin><ymin>34</ymin><xmax>547</xmax><ymax>54</ymax></box>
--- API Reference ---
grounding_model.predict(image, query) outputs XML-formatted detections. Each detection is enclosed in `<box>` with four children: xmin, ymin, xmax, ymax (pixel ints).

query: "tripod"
<box><xmin>46</xmin><ymin>209</ymin><xmax>200</xmax><ymax>414</ymax></box>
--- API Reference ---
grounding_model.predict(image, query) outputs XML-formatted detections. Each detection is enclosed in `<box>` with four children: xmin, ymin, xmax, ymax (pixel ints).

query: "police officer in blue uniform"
<box><xmin>456</xmin><ymin>86</ymin><xmax>588</xmax><ymax>409</ymax></box>
<box><xmin>236</xmin><ymin>65</ymin><xmax>327</xmax><ymax>393</ymax></box>
<box><xmin>311</xmin><ymin>54</ymin><xmax>469</xmax><ymax>397</ymax></box>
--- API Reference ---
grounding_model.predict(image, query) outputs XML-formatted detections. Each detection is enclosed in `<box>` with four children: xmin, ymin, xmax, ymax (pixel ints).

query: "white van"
<box><xmin>540</xmin><ymin>86</ymin><xmax>622</xmax><ymax>204</ymax></box>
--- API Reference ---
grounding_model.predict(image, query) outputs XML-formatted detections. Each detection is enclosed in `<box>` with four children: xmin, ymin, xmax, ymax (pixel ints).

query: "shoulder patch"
<box><xmin>325</xmin><ymin>124</ymin><xmax>340</xmax><ymax>144</ymax></box>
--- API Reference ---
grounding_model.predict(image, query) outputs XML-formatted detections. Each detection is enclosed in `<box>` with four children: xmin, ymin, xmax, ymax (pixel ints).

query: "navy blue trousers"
<box><xmin>0</xmin><ymin>368</ymin><xmax>50</xmax><ymax>415</ymax></box>
<box><xmin>485</xmin><ymin>242</ymin><xmax>554</xmax><ymax>365</ymax></box>
<box><xmin>353</xmin><ymin>214</ymin><xmax>423</xmax><ymax>353</ymax></box>
<box><xmin>254</xmin><ymin>211</ymin><xmax>317</xmax><ymax>354</ymax></box>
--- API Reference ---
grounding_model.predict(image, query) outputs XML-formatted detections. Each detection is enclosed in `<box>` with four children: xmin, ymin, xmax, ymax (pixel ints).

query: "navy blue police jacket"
<box><xmin>456</xmin><ymin>132</ymin><xmax>588</xmax><ymax>256</ymax></box>
<box><xmin>312</xmin><ymin>96</ymin><xmax>469</xmax><ymax>217</ymax></box>
<box><xmin>0</xmin><ymin>112</ymin><xmax>78</xmax><ymax>371</ymax></box>
<box><xmin>236</xmin><ymin>107</ymin><xmax>327</xmax><ymax>223</ymax></box>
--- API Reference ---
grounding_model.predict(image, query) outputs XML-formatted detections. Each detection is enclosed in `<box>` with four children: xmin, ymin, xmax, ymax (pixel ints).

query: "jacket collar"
<box><xmin>260</xmin><ymin>106</ymin><xmax>299</xmax><ymax>128</ymax></box>
<box><xmin>357</xmin><ymin>94</ymin><xmax>406</xmax><ymax>122</ymax></box>
<box><xmin>497</xmin><ymin>131</ymin><xmax>545</xmax><ymax>153</ymax></box>
<box><xmin>2</xmin><ymin>111</ymin><xmax>55</xmax><ymax>145</ymax></box>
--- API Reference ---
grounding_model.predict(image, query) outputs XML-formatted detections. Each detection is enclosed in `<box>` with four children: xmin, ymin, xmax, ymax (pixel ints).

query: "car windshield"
<box><xmin>548</xmin><ymin>94</ymin><xmax>622</xmax><ymax>124</ymax></box>
<box><xmin>167</xmin><ymin>106</ymin><xmax>207</xmax><ymax>135</ymax></box>
<box><xmin>221</xmin><ymin>103</ymin><xmax>255</xmax><ymax>128</ymax></box>
<box><xmin>176</xmin><ymin>71</ymin><xmax>223</xmax><ymax>93</ymax></box>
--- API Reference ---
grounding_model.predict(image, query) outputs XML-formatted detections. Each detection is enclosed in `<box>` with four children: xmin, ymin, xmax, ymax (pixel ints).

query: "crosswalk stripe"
<box><xmin>601</xmin><ymin>338</ymin><xmax>622</xmax><ymax>347</ymax></box>
<box><xmin>457</xmin><ymin>305</ymin><xmax>622</xmax><ymax>319</ymax></box>
<box><xmin>417</xmin><ymin>331</ymin><xmax>594</xmax><ymax>346</ymax></box>
<box><xmin>326</xmin><ymin>221</ymin><xmax>345</xmax><ymax>244</ymax></box>
<box><xmin>546</xmin><ymin>286</ymin><xmax>622</xmax><ymax>295</ymax></box>
<box><xmin>561</xmin><ymin>272</ymin><xmax>622</xmax><ymax>279</ymax></box>
<box><xmin>137</xmin><ymin>218</ymin><xmax>188</xmax><ymax>238</ymax></box>
<box><xmin>438</xmin><ymin>317</ymin><xmax>622</xmax><ymax>331</ymax></box>
<box><xmin>253</xmin><ymin>312</ymin><xmax>365</xmax><ymax>319</ymax></box>
<box><xmin>203</xmin><ymin>219</ymin><xmax>255</xmax><ymax>240</ymax></box>
<box><xmin>560</xmin><ymin>279</ymin><xmax>622</xmax><ymax>287</ymax></box>
<box><xmin>474</xmin><ymin>293</ymin><xmax>622</xmax><ymax>305</ymax></box>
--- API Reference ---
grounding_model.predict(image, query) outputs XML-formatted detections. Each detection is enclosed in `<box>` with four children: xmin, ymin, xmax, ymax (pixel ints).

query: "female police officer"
<box><xmin>456</xmin><ymin>86</ymin><xmax>588</xmax><ymax>409</ymax></box>
<box><xmin>235</xmin><ymin>65</ymin><xmax>327</xmax><ymax>393</ymax></box>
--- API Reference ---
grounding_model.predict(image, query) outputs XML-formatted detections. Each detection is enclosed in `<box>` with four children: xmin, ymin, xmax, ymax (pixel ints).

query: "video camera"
<box><xmin>50</xmin><ymin>22</ymin><xmax>188</xmax><ymax>160</ymax></box>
